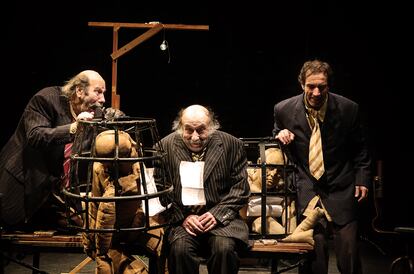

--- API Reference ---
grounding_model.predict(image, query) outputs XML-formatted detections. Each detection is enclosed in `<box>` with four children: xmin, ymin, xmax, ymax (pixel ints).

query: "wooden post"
<box><xmin>88</xmin><ymin>22</ymin><xmax>209</xmax><ymax>109</ymax></box>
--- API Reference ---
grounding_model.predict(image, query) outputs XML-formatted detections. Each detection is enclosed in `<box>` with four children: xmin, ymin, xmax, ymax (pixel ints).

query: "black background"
<box><xmin>2</xmin><ymin>1</ymin><xmax>412</xmax><ymax>229</ymax></box>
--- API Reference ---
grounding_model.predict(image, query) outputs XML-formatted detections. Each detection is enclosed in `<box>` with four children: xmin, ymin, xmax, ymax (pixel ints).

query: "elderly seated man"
<box><xmin>82</xmin><ymin>130</ymin><xmax>167</xmax><ymax>274</ymax></box>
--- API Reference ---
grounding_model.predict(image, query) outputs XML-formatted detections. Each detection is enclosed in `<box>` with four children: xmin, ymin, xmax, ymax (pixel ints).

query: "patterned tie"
<box><xmin>309</xmin><ymin>115</ymin><xmax>325</xmax><ymax>180</ymax></box>
<box><xmin>191</xmin><ymin>147</ymin><xmax>206</xmax><ymax>162</ymax></box>
<box><xmin>62</xmin><ymin>143</ymin><xmax>73</xmax><ymax>188</ymax></box>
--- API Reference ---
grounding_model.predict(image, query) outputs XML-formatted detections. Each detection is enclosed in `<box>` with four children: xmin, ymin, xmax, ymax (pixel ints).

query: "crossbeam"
<box><xmin>88</xmin><ymin>21</ymin><xmax>209</xmax><ymax>109</ymax></box>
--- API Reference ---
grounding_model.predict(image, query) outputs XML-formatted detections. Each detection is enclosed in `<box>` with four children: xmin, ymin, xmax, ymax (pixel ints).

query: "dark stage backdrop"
<box><xmin>1</xmin><ymin>1</ymin><xmax>412</xmax><ymax>229</ymax></box>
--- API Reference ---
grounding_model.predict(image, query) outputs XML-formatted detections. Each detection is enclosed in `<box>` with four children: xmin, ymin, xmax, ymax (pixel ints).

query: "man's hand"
<box><xmin>182</xmin><ymin>214</ymin><xmax>205</xmax><ymax>236</ymax></box>
<box><xmin>276</xmin><ymin>129</ymin><xmax>295</xmax><ymax>145</ymax></box>
<box><xmin>198</xmin><ymin>212</ymin><xmax>217</xmax><ymax>233</ymax></box>
<box><xmin>77</xmin><ymin>111</ymin><xmax>95</xmax><ymax>121</ymax></box>
<box><xmin>182</xmin><ymin>212</ymin><xmax>217</xmax><ymax>235</ymax></box>
<box><xmin>355</xmin><ymin>185</ymin><xmax>368</xmax><ymax>202</ymax></box>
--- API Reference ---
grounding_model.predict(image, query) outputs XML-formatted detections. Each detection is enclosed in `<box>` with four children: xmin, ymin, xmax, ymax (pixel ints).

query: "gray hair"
<box><xmin>61</xmin><ymin>72</ymin><xmax>91</xmax><ymax>98</ymax></box>
<box><xmin>172</xmin><ymin>105</ymin><xmax>221</xmax><ymax>134</ymax></box>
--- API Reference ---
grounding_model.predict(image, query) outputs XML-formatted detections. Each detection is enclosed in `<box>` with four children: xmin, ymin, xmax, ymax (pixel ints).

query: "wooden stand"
<box><xmin>0</xmin><ymin>231</ymin><xmax>161</xmax><ymax>274</ymax></box>
<box><xmin>242</xmin><ymin>240</ymin><xmax>313</xmax><ymax>274</ymax></box>
<box><xmin>1</xmin><ymin>231</ymin><xmax>83</xmax><ymax>274</ymax></box>
<box><xmin>1</xmin><ymin>231</ymin><xmax>313</xmax><ymax>274</ymax></box>
<box><xmin>88</xmin><ymin>22</ymin><xmax>209</xmax><ymax>109</ymax></box>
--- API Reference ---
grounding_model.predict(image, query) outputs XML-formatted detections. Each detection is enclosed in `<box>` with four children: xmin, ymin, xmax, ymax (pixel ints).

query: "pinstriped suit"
<box><xmin>157</xmin><ymin>129</ymin><xmax>250</xmax><ymax>243</ymax></box>
<box><xmin>154</xmin><ymin>130</ymin><xmax>250</xmax><ymax>274</ymax></box>
<box><xmin>0</xmin><ymin>86</ymin><xmax>73</xmax><ymax>226</ymax></box>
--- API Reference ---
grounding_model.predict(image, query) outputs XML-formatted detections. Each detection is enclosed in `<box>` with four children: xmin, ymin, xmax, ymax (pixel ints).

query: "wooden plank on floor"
<box><xmin>68</xmin><ymin>257</ymin><xmax>93</xmax><ymax>274</ymax></box>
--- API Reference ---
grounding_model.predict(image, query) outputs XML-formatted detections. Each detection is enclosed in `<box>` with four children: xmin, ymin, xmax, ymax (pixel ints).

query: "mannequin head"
<box><xmin>248</xmin><ymin>147</ymin><xmax>286</xmax><ymax>191</ymax></box>
<box><xmin>94</xmin><ymin>130</ymin><xmax>138</xmax><ymax>175</ymax></box>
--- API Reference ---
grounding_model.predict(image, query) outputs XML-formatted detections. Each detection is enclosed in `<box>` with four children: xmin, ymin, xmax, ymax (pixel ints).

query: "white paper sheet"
<box><xmin>179</xmin><ymin>161</ymin><xmax>206</xmax><ymax>205</ymax></box>
<box><xmin>141</xmin><ymin>168</ymin><xmax>167</xmax><ymax>216</ymax></box>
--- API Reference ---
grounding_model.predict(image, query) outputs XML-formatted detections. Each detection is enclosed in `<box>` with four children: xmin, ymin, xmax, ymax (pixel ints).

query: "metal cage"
<box><xmin>62</xmin><ymin>117</ymin><xmax>172</xmax><ymax>234</ymax></box>
<box><xmin>241</xmin><ymin>137</ymin><xmax>297</xmax><ymax>239</ymax></box>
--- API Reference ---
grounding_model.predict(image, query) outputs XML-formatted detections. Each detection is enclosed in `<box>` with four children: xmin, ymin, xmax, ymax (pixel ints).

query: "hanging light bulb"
<box><xmin>160</xmin><ymin>40</ymin><xmax>168</xmax><ymax>51</ymax></box>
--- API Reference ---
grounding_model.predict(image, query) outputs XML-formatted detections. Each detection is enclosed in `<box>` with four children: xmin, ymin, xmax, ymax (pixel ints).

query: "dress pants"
<box><xmin>0</xmin><ymin>170</ymin><xmax>25</xmax><ymax>226</ymax></box>
<box><xmin>300</xmin><ymin>220</ymin><xmax>362</xmax><ymax>274</ymax></box>
<box><xmin>168</xmin><ymin>233</ymin><xmax>240</xmax><ymax>274</ymax></box>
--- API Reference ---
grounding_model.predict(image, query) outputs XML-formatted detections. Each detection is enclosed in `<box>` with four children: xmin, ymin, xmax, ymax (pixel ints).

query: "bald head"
<box><xmin>62</xmin><ymin>70</ymin><xmax>106</xmax><ymax>102</ymax></box>
<box><xmin>172</xmin><ymin>104</ymin><xmax>220</xmax><ymax>152</ymax></box>
<box><xmin>79</xmin><ymin>70</ymin><xmax>105</xmax><ymax>83</ymax></box>
<box><xmin>172</xmin><ymin>104</ymin><xmax>220</xmax><ymax>132</ymax></box>
<box><xmin>183</xmin><ymin>104</ymin><xmax>209</xmax><ymax>114</ymax></box>
<box><xmin>181</xmin><ymin>104</ymin><xmax>210</xmax><ymax>129</ymax></box>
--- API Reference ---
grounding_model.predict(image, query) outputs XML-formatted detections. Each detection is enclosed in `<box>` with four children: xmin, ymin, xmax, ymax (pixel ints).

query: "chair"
<box><xmin>389</xmin><ymin>226</ymin><xmax>414</xmax><ymax>274</ymax></box>
<box><xmin>371</xmin><ymin>160</ymin><xmax>414</xmax><ymax>274</ymax></box>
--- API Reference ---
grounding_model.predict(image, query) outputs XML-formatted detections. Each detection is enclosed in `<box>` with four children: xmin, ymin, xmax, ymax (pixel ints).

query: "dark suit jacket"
<box><xmin>154</xmin><ymin>130</ymin><xmax>250</xmax><ymax>245</ymax></box>
<box><xmin>273</xmin><ymin>92</ymin><xmax>371</xmax><ymax>225</ymax></box>
<box><xmin>0</xmin><ymin>86</ymin><xmax>74</xmax><ymax>225</ymax></box>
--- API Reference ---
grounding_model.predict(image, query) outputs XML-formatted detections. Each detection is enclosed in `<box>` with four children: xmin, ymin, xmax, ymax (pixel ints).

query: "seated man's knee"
<box><xmin>209</xmin><ymin>236</ymin><xmax>236</xmax><ymax>255</ymax></box>
<box><xmin>169</xmin><ymin>238</ymin><xmax>190</xmax><ymax>257</ymax></box>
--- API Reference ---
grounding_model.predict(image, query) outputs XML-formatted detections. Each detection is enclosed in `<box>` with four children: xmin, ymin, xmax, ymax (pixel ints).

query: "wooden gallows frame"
<box><xmin>88</xmin><ymin>22</ymin><xmax>209</xmax><ymax>109</ymax></box>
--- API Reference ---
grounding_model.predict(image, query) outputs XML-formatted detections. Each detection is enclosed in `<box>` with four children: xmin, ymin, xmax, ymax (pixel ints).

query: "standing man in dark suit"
<box><xmin>273</xmin><ymin>60</ymin><xmax>371</xmax><ymax>274</ymax></box>
<box><xmin>154</xmin><ymin>104</ymin><xmax>250</xmax><ymax>274</ymax></box>
<box><xmin>0</xmin><ymin>70</ymin><xmax>106</xmax><ymax>229</ymax></box>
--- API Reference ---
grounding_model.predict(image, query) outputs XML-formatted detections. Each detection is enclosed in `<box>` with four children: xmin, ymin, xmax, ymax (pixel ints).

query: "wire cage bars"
<box><xmin>241</xmin><ymin>137</ymin><xmax>297</xmax><ymax>239</ymax></box>
<box><xmin>62</xmin><ymin>117</ymin><xmax>173</xmax><ymax>234</ymax></box>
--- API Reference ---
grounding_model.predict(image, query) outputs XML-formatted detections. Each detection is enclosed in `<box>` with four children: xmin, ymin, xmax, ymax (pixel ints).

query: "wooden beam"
<box><xmin>88</xmin><ymin>22</ymin><xmax>209</xmax><ymax>31</ymax></box>
<box><xmin>69</xmin><ymin>257</ymin><xmax>93</xmax><ymax>274</ymax></box>
<box><xmin>88</xmin><ymin>21</ymin><xmax>209</xmax><ymax>109</ymax></box>
<box><xmin>111</xmin><ymin>27</ymin><xmax>120</xmax><ymax>109</ymax></box>
<box><xmin>111</xmin><ymin>24</ymin><xmax>163</xmax><ymax>60</ymax></box>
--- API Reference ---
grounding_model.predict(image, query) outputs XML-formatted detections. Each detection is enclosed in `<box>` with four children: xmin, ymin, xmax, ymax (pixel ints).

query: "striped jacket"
<box><xmin>154</xmin><ymin>130</ymin><xmax>250</xmax><ymax>245</ymax></box>
<box><xmin>0</xmin><ymin>86</ymin><xmax>73</xmax><ymax>225</ymax></box>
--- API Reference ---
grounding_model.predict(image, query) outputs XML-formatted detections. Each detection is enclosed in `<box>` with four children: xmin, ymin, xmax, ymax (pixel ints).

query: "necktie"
<box><xmin>309</xmin><ymin>115</ymin><xmax>325</xmax><ymax>180</ymax></box>
<box><xmin>62</xmin><ymin>143</ymin><xmax>73</xmax><ymax>188</ymax></box>
<box><xmin>191</xmin><ymin>148</ymin><xmax>206</xmax><ymax>162</ymax></box>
